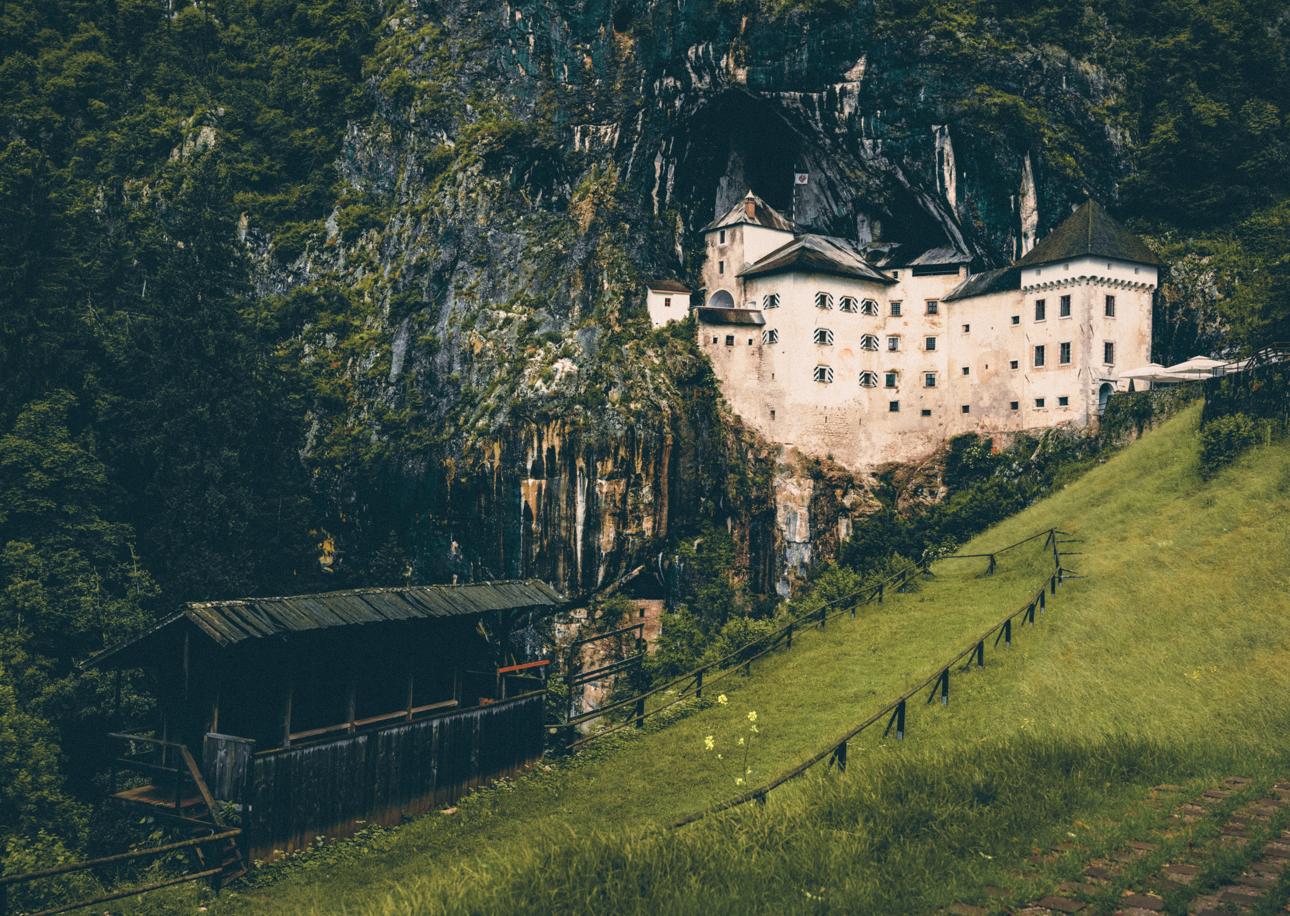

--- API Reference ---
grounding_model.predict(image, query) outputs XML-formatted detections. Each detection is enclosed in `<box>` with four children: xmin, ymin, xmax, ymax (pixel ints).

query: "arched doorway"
<box><xmin>1098</xmin><ymin>382</ymin><xmax>1114</xmax><ymax>413</ymax></box>
<box><xmin>707</xmin><ymin>289</ymin><xmax>735</xmax><ymax>309</ymax></box>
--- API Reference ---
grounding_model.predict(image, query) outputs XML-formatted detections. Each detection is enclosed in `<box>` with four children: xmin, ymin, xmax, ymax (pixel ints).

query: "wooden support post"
<box><xmin>281</xmin><ymin>674</ymin><xmax>293</xmax><ymax>749</ymax></box>
<box><xmin>345</xmin><ymin>667</ymin><xmax>357</xmax><ymax>735</ymax></box>
<box><xmin>1050</xmin><ymin>574</ymin><xmax>1058</xmax><ymax>595</ymax></box>
<box><xmin>884</xmin><ymin>699</ymin><xmax>906</xmax><ymax>740</ymax></box>
<box><xmin>1003</xmin><ymin>618</ymin><xmax>1012</xmax><ymax>646</ymax></box>
<box><xmin>975</xmin><ymin>639</ymin><xmax>985</xmax><ymax>667</ymax></box>
<box><xmin>786</xmin><ymin>622</ymin><xmax>793</xmax><ymax>648</ymax></box>
<box><xmin>877</xmin><ymin>583</ymin><xmax>884</xmax><ymax>604</ymax></box>
<box><xmin>928</xmin><ymin>668</ymin><xmax>949</xmax><ymax>705</ymax></box>
<box><xmin>986</xmin><ymin>554</ymin><xmax>997</xmax><ymax>576</ymax></box>
<box><xmin>694</xmin><ymin>667</ymin><xmax>704</xmax><ymax>698</ymax></box>
<box><xmin>1039</xmin><ymin>590</ymin><xmax>1047</xmax><ymax>612</ymax></box>
<box><xmin>832</xmin><ymin>740</ymin><xmax>848</xmax><ymax>772</ymax></box>
<box><xmin>406</xmin><ymin>664</ymin><xmax>415</xmax><ymax>722</ymax></box>
<box><xmin>819</xmin><ymin>605</ymin><xmax>827</xmax><ymax>629</ymax></box>
<box><xmin>634</xmin><ymin>697</ymin><xmax>645</xmax><ymax>729</ymax></box>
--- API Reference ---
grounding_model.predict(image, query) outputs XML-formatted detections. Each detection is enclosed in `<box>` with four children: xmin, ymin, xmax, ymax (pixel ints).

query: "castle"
<box><xmin>654</xmin><ymin>193</ymin><xmax>1159</xmax><ymax>470</ymax></box>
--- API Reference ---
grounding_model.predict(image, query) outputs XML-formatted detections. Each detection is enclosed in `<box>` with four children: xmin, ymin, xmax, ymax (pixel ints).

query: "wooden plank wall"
<box><xmin>243</xmin><ymin>694</ymin><xmax>544</xmax><ymax>860</ymax></box>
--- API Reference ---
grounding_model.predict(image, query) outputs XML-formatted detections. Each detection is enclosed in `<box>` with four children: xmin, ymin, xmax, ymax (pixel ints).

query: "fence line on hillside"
<box><xmin>669</xmin><ymin>529</ymin><xmax>1073</xmax><ymax>829</ymax></box>
<box><xmin>556</xmin><ymin>528</ymin><xmax>1061</xmax><ymax>751</ymax></box>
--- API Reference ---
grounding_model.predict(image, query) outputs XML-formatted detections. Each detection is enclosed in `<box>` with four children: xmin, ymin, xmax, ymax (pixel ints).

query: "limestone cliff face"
<box><xmin>260</xmin><ymin>0</ymin><xmax>1134</xmax><ymax>595</ymax></box>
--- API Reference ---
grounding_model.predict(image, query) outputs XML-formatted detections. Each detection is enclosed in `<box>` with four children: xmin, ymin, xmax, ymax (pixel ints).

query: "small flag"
<box><xmin>794</xmin><ymin>172</ymin><xmax>809</xmax><ymax>185</ymax></box>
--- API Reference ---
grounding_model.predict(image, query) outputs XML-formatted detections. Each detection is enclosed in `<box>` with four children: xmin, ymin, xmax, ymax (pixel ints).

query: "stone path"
<box><xmin>948</xmin><ymin>778</ymin><xmax>1290</xmax><ymax>914</ymax></box>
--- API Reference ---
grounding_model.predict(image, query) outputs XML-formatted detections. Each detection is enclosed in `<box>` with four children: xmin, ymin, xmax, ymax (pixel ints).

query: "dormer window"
<box><xmin>814</xmin><ymin>327</ymin><xmax>834</xmax><ymax>345</ymax></box>
<box><xmin>815</xmin><ymin>291</ymin><xmax>834</xmax><ymax>310</ymax></box>
<box><xmin>814</xmin><ymin>365</ymin><xmax>834</xmax><ymax>384</ymax></box>
<box><xmin>860</xmin><ymin>334</ymin><xmax>879</xmax><ymax>351</ymax></box>
<box><xmin>858</xmin><ymin>371</ymin><xmax>879</xmax><ymax>388</ymax></box>
<box><xmin>762</xmin><ymin>329</ymin><xmax>779</xmax><ymax>344</ymax></box>
<box><xmin>861</xmin><ymin>299</ymin><xmax>880</xmax><ymax>316</ymax></box>
<box><xmin>839</xmin><ymin>296</ymin><xmax>858</xmax><ymax>313</ymax></box>
<box><xmin>762</xmin><ymin>293</ymin><xmax>780</xmax><ymax>310</ymax></box>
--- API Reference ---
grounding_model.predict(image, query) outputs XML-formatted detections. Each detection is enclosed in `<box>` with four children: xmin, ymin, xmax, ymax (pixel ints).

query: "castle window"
<box><xmin>1104</xmin><ymin>341</ymin><xmax>1115</xmax><ymax>365</ymax></box>
<box><xmin>860</xmin><ymin>334</ymin><xmax>880</xmax><ymax>351</ymax></box>
<box><xmin>839</xmin><ymin>296</ymin><xmax>858</xmax><ymax>313</ymax></box>
<box><xmin>813</xmin><ymin>365</ymin><xmax>834</xmax><ymax>384</ymax></box>
<box><xmin>762</xmin><ymin>329</ymin><xmax>779</xmax><ymax>344</ymax></box>
<box><xmin>1035</xmin><ymin>397</ymin><xmax>1046</xmax><ymax>408</ymax></box>
<box><xmin>664</xmin><ymin>297</ymin><xmax>672</xmax><ymax>308</ymax></box>
<box><xmin>924</xmin><ymin>372</ymin><xmax>937</xmax><ymax>388</ymax></box>
<box><xmin>887</xmin><ymin>335</ymin><xmax>901</xmax><ymax>351</ymax></box>
<box><xmin>962</xmin><ymin>323</ymin><xmax>970</xmax><ymax>333</ymax></box>
<box><xmin>1010</xmin><ymin>401</ymin><xmax>1019</xmax><ymax>411</ymax></box>
<box><xmin>815</xmin><ymin>291</ymin><xmax>834</xmax><ymax>310</ymax></box>
<box><xmin>1058</xmin><ymin>396</ymin><xmax>1070</xmax><ymax>407</ymax></box>
<box><xmin>861</xmin><ymin>299</ymin><xmax>880</xmax><ymax>316</ymax></box>
<box><xmin>1060</xmin><ymin>341</ymin><xmax>1072</xmax><ymax>364</ymax></box>
<box><xmin>1011</xmin><ymin>315</ymin><xmax>1020</xmax><ymax>326</ymax></box>
<box><xmin>1009</xmin><ymin>359</ymin><xmax>1019</xmax><ymax>370</ymax></box>
<box><xmin>1060</xmin><ymin>295</ymin><xmax>1071</xmax><ymax>318</ymax></box>
<box><xmin>770</xmin><ymin>409</ymin><xmax>776</xmax><ymax>421</ymax></box>
<box><xmin>725</xmin><ymin>335</ymin><xmax>735</xmax><ymax>346</ymax></box>
<box><xmin>925</xmin><ymin>299</ymin><xmax>939</xmax><ymax>315</ymax></box>
<box><xmin>719</xmin><ymin>260</ymin><xmax>725</xmax><ymax>275</ymax></box>
<box><xmin>858</xmin><ymin>371</ymin><xmax>879</xmax><ymax>388</ymax></box>
<box><xmin>961</xmin><ymin>366</ymin><xmax>970</xmax><ymax>376</ymax></box>
<box><xmin>712</xmin><ymin>336</ymin><xmax>718</xmax><ymax>344</ymax></box>
<box><xmin>719</xmin><ymin>229</ymin><xmax>726</xmax><ymax>244</ymax></box>
<box><xmin>884</xmin><ymin>371</ymin><xmax>898</xmax><ymax>388</ymax></box>
<box><xmin>961</xmin><ymin>405</ymin><xmax>970</xmax><ymax>414</ymax></box>
<box><xmin>924</xmin><ymin>336</ymin><xmax>937</xmax><ymax>351</ymax></box>
<box><xmin>889</xmin><ymin>400</ymin><xmax>900</xmax><ymax>412</ymax></box>
<box><xmin>748</xmin><ymin>338</ymin><xmax>754</xmax><ymax>345</ymax></box>
<box><xmin>1034</xmin><ymin>345</ymin><xmax>1046</xmax><ymax>367</ymax></box>
<box><xmin>920</xmin><ymin>409</ymin><xmax>932</xmax><ymax>417</ymax></box>
<box><xmin>890</xmin><ymin>301</ymin><xmax>902</xmax><ymax>317</ymax></box>
<box><xmin>762</xmin><ymin>293</ymin><xmax>780</xmax><ymax>309</ymax></box>
<box><xmin>814</xmin><ymin>328</ymin><xmax>834</xmax><ymax>345</ymax></box>
<box><xmin>1035</xmin><ymin>299</ymin><xmax>1046</xmax><ymax>321</ymax></box>
<box><xmin>1105</xmin><ymin>295</ymin><xmax>1116</xmax><ymax>317</ymax></box>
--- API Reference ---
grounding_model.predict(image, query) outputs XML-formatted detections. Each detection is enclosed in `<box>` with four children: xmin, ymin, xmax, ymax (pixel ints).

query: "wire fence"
<box><xmin>555</xmin><ymin>527</ymin><xmax>1062</xmax><ymax>751</ymax></box>
<box><xmin>669</xmin><ymin>528</ymin><xmax>1074</xmax><ymax>828</ymax></box>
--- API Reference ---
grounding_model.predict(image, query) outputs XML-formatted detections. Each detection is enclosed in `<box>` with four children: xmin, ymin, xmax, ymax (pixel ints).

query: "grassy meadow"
<box><xmin>201</xmin><ymin>403</ymin><xmax>1290</xmax><ymax>914</ymax></box>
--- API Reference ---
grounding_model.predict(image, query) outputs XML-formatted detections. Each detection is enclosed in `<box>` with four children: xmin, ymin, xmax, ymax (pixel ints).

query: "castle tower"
<box><xmin>700</xmin><ymin>191</ymin><xmax>796</xmax><ymax>309</ymax></box>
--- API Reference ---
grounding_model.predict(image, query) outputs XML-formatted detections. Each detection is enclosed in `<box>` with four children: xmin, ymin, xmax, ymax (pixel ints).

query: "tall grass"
<box><xmin>216</xmin><ymin>404</ymin><xmax>1290</xmax><ymax>914</ymax></box>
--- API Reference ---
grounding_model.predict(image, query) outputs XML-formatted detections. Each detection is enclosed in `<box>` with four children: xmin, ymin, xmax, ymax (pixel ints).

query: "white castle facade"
<box><xmin>654</xmin><ymin>193</ymin><xmax>1160</xmax><ymax>470</ymax></box>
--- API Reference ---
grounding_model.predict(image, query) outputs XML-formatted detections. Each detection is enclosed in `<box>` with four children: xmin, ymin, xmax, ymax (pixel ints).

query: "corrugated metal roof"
<box><xmin>86</xmin><ymin>579</ymin><xmax>566</xmax><ymax>668</ymax></box>
<box><xmin>185</xmin><ymin>580</ymin><xmax>565</xmax><ymax>646</ymax></box>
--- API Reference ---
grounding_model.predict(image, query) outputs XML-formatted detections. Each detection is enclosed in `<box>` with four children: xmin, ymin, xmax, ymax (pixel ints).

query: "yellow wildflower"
<box><xmin>737</xmin><ymin>736</ymin><xmax>745</xmax><ymax>746</ymax></box>
<box><xmin>717</xmin><ymin>694</ymin><xmax>728</xmax><ymax>705</ymax></box>
<box><xmin>747</xmin><ymin>710</ymin><xmax>757</xmax><ymax>723</ymax></box>
<box><xmin>704</xmin><ymin>735</ymin><xmax>715</xmax><ymax>752</ymax></box>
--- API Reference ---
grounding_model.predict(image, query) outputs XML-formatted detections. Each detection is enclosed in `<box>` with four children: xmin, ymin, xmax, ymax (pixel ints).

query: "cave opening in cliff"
<box><xmin>675</xmin><ymin>91</ymin><xmax>804</xmax><ymax>227</ymax></box>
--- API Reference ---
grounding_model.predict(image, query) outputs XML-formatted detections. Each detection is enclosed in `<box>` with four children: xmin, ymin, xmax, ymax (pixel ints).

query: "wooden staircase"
<box><xmin>108</xmin><ymin>732</ymin><xmax>248</xmax><ymax>887</ymax></box>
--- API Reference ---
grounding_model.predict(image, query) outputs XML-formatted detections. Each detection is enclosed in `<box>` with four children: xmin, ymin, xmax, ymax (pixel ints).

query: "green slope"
<box><xmin>215</xmin><ymin>404</ymin><xmax>1290</xmax><ymax>914</ymax></box>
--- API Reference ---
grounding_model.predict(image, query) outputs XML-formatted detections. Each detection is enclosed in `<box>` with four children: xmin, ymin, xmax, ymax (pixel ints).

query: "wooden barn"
<box><xmin>88</xmin><ymin>579</ymin><xmax>562</xmax><ymax>862</ymax></box>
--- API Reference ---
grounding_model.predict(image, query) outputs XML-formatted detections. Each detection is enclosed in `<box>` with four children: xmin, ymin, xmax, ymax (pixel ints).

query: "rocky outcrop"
<box><xmin>252</xmin><ymin>0</ymin><xmax>1137</xmax><ymax>596</ymax></box>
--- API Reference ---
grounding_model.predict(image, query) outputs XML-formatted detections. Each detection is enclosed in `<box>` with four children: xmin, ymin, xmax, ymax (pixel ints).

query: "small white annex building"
<box><xmin>645</xmin><ymin>280</ymin><xmax>691</xmax><ymax>327</ymax></box>
<box><xmin>689</xmin><ymin>192</ymin><xmax>1161</xmax><ymax>470</ymax></box>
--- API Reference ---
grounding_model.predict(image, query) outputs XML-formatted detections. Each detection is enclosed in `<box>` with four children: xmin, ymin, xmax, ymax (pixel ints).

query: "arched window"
<box><xmin>707</xmin><ymin>289</ymin><xmax>735</xmax><ymax>309</ymax></box>
<box><xmin>858</xmin><ymin>371</ymin><xmax>879</xmax><ymax>388</ymax></box>
<box><xmin>813</xmin><ymin>365</ymin><xmax>834</xmax><ymax>384</ymax></box>
<box><xmin>814</xmin><ymin>327</ymin><xmax>834</xmax><ymax>345</ymax></box>
<box><xmin>861</xmin><ymin>299</ymin><xmax>880</xmax><ymax>316</ymax></box>
<box><xmin>860</xmin><ymin>334</ymin><xmax>879</xmax><ymax>351</ymax></box>
<box><xmin>815</xmin><ymin>291</ymin><xmax>834</xmax><ymax>310</ymax></box>
<box><xmin>839</xmin><ymin>296</ymin><xmax>858</xmax><ymax>313</ymax></box>
<box><xmin>1098</xmin><ymin>382</ymin><xmax>1114</xmax><ymax>413</ymax></box>
<box><xmin>762</xmin><ymin>293</ymin><xmax>780</xmax><ymax>310</ymax></box>
<box><xmin>762</xmin><ymin>328</ymin><xmax>779</xmax><ymax>344</ymax></box>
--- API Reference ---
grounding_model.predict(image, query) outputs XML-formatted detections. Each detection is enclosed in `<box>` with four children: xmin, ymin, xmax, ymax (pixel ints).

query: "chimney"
<box><xmin>744</xmin><ymin>193</ymin><xmax>756</xmax><ymax>220</ymax></box>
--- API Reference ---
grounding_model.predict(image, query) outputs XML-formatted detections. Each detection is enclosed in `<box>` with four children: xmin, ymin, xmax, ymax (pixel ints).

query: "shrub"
<box><xmin>1198</xmin><ymin>412</ymin><xmax>1258</xmax><ymax>478</ymax></box>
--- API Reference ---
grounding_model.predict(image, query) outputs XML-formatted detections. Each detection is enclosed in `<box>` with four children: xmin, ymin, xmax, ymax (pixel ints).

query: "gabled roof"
<box><xmin>87</xmin><ymin>579</ymin><xmax>566</xmax><ymax>669</ymax></box>
<box><xmin>944</xmin><ymin>265</ymin><xmax>1021</xmax><ymax>302</ymax></box>
<box><xmin>1016</xmin><ymin>199</ymin><xmax>1162</xmax><ymax>268</ymax></box>
<box><xmin>739</xmin><ymin>234</ymin><xmax>896</xmax><ymax>284</ymax></box>
<box><xmin>702</xmin><ymin>192</ymin><xmax>796</xmax><ymax>234</ymax></box>
<box><xmin>646</xmin><ymin>279</ymin><xmax>690</xmax><ymax>293</ymax></box>
<box><xmin>697</xmin><ymin>307</ymin><xmax>765</xmax><ymax>326</ymax></box>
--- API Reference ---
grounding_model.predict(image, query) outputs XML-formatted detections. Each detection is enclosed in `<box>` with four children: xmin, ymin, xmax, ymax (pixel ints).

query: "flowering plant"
<box><xmin>703</xmin><ymin>699</ymin><xmax>761</xmax><ymax>787</ymax></box>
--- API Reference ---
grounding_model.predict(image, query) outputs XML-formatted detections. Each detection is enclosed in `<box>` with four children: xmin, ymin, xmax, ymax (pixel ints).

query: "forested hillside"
<box><xmin>1</xmin><ymin>0</ymin><xmax>1287</xmax><ymax>873</ymax></box>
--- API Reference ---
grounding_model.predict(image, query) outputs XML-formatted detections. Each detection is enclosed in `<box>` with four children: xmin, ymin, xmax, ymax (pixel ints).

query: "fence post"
<box><xmin>884</xmin><ymin>698</ymin><xmax>906</xmax><ymax>740</ymax></box>
<box><xmin>634</xmin><ymin>697</ymin><xmax>645</xmax><ymax>728</ymax></box>
<box><xmin>1004</xmin><ymin>618</ymin><xmax>1012</xmax><ymax>646</ymax></box>
<box><xmin>986</xmin><ymin>554</ymin><xmax>997</xmax><ymax>576</ymax></box>
<box><xmin>927</xmin><ymin>668</ymin><xmax>948</xmax><ymax>705</ymax></box>
<box><xmin>819</xmin><ymin>605</ymin><xmax>827</xmax><ymax>629</ymax></box>
<box><xmin>877</xmin><ymin>583</ymin><xmax>884</xmax><ymax>604</ymax></box>
<box><xmin>695</xmin><ymin>668</ymin><xmax>704</xmax><ymax>699</ymax></box>
<box><xmin>974</xmin><ymin>640</ymin><xmax>984</xmax><ymax>667</ymax></box>
<box><xmin>1039</xmin><ymin>590</ymin><xmax>1046</xmax><ymax>612</ymax></box>
<box><xmin>786</xmin><ymin>622</ymin><xmax>793</xmax><ymax>648</ymax></box>
<box><xmin>832</xmin><ymin>740</ymin><xmax>848</xmax><ymax>772</ymax></box>
<box><xmin>1050</xmin><ymin>574</ymin><xmax>1057</xmax><ymax>595</ymax></box>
